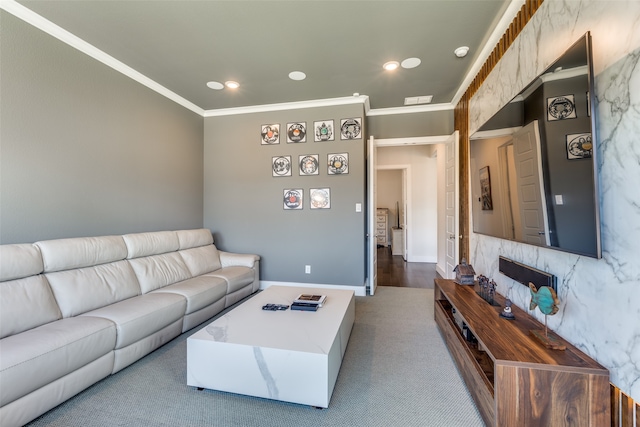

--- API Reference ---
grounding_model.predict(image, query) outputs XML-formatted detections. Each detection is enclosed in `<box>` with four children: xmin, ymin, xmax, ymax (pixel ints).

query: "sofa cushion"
<box><xmin>176</xmin><ymin>228</ymin><xmax>213</xmax><ymax>250</ymax></box>
<box><xmin>179</xmin><ymin>245</ymin><xmax>222</xmax><ymax>276</ymax></box>
<box><xmin>0</xmin><ymin>316</ymin><xmax>115</xmax><ymax>407</ymax></box>
<box><xmin>0</xmin><ymin>244</ymin><xmax>43</xmax><ymax>282</ymax></box>
<box><xmin>45</xmin><ymin>260</ymin><xmax>141</xmax><ymax>318</ymax></box>
<box><xmin>151</xmin><ymin>275</ymin><xmax>227</xmax><ymax>314</ymax></box>
<box><xmin>127</xmin><ymin>252</ymin><xmax>192</xmax><ymax>294</ymax></box>
<box><xmin>123</xmin><ymin>231</ymin><xmax>179</xmax><ymax>259</ymax></box>
<box><xmin>80</xmin><ymin>293</ymin><xmax>186</xmax><ymax>349</ymax></box>
<box><xmin>207</xmin><ymin>266</ymin><xmax>256</xmax><ymax>294</ymax></box>
<box><xmin>0</xmin><ymin>275</ymin><xmax>61</xmax><ymax>339</ymax></box>
<box><xmin>35</xmin><ymin>236</ymin><xmax>127</xmax><ymax>273</ymax></box>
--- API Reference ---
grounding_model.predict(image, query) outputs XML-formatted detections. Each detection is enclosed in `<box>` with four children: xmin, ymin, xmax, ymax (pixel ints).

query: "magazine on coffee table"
<box><xmin>293</xmin><ymin>294</ymin><xmax>326</xmax><ymax>307</ymax></box>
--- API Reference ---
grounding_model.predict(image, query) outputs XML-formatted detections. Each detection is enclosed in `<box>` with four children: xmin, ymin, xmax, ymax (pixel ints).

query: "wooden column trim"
<box><xmin>453</xmin><ymin>0</ymin><xmax>544</xmax><ymax>263</ymax></box>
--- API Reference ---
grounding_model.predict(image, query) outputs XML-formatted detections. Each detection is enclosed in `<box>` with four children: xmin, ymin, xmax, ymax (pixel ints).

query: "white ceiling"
<box><xmin>8</xmin><ymin>0</ymin><xmax>517</xmax><ymax>115</ymax></box>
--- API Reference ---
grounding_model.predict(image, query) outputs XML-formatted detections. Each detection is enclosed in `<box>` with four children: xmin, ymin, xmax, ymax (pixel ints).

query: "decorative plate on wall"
<box><xmin>272</xmin><ymin>155</ymin><xmax>292</xmax><ymax>177</ymax></box>
<box><xmin>310</xmin><ymin>188</ymin><xmax>330</xmax><ymax>209</ymax></box>
<box><xmin>314</xmin><ymin>120</ymin><xmax>334</xmax><ymax>142</ymax></box>
<box><xmin>328</xmin><ymin>153</ymin><xmax>349</xmax><ymax>174</ymax></box>
<box><xmin>547</xmin><ymin>95</ymin><xmax>576</xmax><ymax>121</ymax></box>
<box><xmin>283</xmin><ymin>188</ymin><xmax>303</xmax><ymax>210</ymax></box>
<box><xmin>299</xmin><ymin>154</ymin><xmax>319</xmax><ymax>175</ymax></box>
<box><xmin>261</xmin><ymin>124</ymin><xmax>280</xmax><ymax>144</ymax></box>
<box><xmin>566</xmin><ymin>132</ymin><xmax>592</xmax><ymax>159</ymax></box>
<box><xmin>287</xmin><ymin>122</ymin><xmax>307</xmax><ymax>143</ymax></box>
<box><xmin>340</xmin><ymin>118</ymin><xmax>361</xmax><ymax>140</ymax></box>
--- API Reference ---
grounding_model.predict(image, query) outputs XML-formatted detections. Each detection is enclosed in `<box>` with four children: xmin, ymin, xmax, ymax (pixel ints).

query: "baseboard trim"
<box><xmin>260</xmin><ymin>281</ymin><xmax>367</xmax><ymax>297</ymax></box>
<box><xmin>436</xmin><ymin>265</ymin><xmax>447</xmax><ymax>279</ymax></box>
<box><xmin>407</xmin><ymin>255</ymin><xmax>437</xmax><ymax>263</ymax></box>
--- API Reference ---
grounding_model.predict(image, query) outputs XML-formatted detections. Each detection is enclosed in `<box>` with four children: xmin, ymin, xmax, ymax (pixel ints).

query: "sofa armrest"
<box><xmin>219</xmin><ymin>251</ymin><xmax>260</xmax><ymax>269</ymax></box>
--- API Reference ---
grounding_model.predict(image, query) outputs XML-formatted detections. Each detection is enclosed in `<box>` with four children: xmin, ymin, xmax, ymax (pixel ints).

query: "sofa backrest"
<box><xmin>45</xmin><ymin>261</ymin><xmax>141</xmax><ymax>317</ymax></box>
<box><xmin>36</xmin><ymin>236</ymin><xmax>140</xmax><ymax>318</ymax></box>
<box><xmin>0</xmin><ymin>229</ymin><xmax>225</xmax><ymax>329</ymax></box>
<box><xmin>176</xmin><ymin>228</ymin><xmax>213</xmax><ymax>250</ymax></box>
<box><xmin>35</xmin><ymin>235</ymin><xmax>128</xmax><ymax>272</ymax></box>
<box><xmin>176</xmin><ymin>229</ymin><xmax>222</xmax><ymax>276</ymax></box>
<box><xmin>0</xmin><ymin>244</ymin><xmax>62</xmax><ymax>339</ymax></box>
<box><xmin>124</xmin><ymin>231</ymin><xmax>192</xmax><ymax>294</ymax></box>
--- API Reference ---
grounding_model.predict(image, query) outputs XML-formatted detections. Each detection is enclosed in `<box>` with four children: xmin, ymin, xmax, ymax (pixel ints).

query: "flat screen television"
<box><xmin>470</xmin><ymin>32</ymin><xmax>601</xmax><ymax>258</ymax></box>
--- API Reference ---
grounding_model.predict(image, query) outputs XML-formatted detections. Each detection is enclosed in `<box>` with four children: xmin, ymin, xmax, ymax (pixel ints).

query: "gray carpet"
<box><xmin>27</xmin><ymin>287</ymin><xmax>484</xmax><ymax>427</ymax></box>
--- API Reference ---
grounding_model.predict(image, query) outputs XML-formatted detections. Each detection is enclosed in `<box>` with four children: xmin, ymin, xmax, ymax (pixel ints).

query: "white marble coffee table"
<box><xmin>187</xmin><ymin>285</ymin><xmax>355</xmax><ymax>408</ymax></box>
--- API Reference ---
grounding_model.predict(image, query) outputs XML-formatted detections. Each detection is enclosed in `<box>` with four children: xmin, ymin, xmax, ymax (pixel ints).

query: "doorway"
<box><xmin>367</xmin><ymin>134</ymin><xmax>457</xmax><ymax>293</ymax></box>
<box><xmin>376</xmin><ymin>166</ymin><xmax>408</xmax><ymax>260</ymax></box>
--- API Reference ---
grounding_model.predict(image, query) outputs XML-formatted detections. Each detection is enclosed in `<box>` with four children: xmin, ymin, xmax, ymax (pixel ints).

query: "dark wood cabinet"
<box><xmin>434</xmin><ymin>278</ymin><xmax>610</xmax><ymax>426</ymax></box>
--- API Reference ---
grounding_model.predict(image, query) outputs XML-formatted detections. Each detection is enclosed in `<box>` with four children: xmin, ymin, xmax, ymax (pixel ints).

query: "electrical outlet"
<box><xmin>305</xmin><ymin>265</ymin><xmax>311</xmax><ymax>274</ymax></box>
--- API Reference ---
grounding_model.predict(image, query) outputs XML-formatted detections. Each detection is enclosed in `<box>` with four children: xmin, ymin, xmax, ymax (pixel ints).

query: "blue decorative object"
<box><xmin>528</xmin><ymin>283</ymin><xmax>565</xmax><ymax>350</ymax></box>
<box><xmin>528</xmin><ymin>284</ymin><xmax>559</xmax><ymax>316</ymax></box>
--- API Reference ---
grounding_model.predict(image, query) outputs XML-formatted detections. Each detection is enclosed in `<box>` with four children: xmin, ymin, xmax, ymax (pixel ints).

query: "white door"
<box><xmin>367</xmin><ymin>136</ymin><xmax>378</xmax><ymax>295</ymax></box>
<box><xmin>444</xmin><ymin>131</ymin><xmax>459</xmax><ymax>279</ymax></box>
<box><xmin>512</xmin><ymin>121</ymin><xmax>550</xmax><ymax>246</ymax></box>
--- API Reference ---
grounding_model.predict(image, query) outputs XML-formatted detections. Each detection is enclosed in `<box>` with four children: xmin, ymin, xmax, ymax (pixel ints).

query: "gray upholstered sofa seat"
<box><xmin>0</xmin><ymin>229</ymin><xmax>260</xmax><ymax>427</ymax></box>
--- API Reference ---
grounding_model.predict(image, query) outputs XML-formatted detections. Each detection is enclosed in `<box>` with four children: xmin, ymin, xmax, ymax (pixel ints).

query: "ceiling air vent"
<box><xmin>404</xmin><ymin>95</ymin><xmax>433</xmax><ymax>105</ymax></box>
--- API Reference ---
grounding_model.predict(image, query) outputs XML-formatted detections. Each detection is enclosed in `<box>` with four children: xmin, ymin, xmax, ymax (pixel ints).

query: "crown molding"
<box><xmin>3</xmin><ymin>0</ymin><xmax>523</xmax><ymax>119</ymax></box>
<box><xmin>1</xmin><ymin>0</ymin><xmax>205</xmax><ymax>116</ymax></box>
<box><xmin>451</xmin><ymin>0</ymin><xmax>526</xmax><ymax>106</ymax></box>
<box><xmin>203</xmin><ymin>95</ymin><xmax>369</xmax><ymax>117</ymax></box>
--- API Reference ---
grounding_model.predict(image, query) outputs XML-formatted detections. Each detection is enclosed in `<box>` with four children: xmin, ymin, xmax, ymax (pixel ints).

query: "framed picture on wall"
<box><xmin>261</xmin><ymin>124</ymin><xmax>280</xmax><ymax>145</ymax></box>
<box><xmin>547</xmin><ymin>95</ymin><xmax>576</xmax><ymax>121</ymax></box>
<box><xmin>479</xmin><ymin>166</ymin><xmax>493</xmax><ymax>210</ymax></box>
<box><xmin>272</xmin><ymin>155</ymin><xmax>292</xmax><ymax>177</ymax></box>
<box><xmin>314</xmin><ymin>120</ymin><xmax>334</xmax><ymax>142</ymax></box>
<box><xmin>566</xmin><ymin>132</ymin><xmax>592</xmax><ymax>159</ymax></box>
<box><xmin>286</xmin><ymin>122</ymin><xmax>307</xmax><ymax>143</ymax></box>
<box><xmin>283</xmin><ymin>189</ymin><xmax>303</xmax><ymax>210</ymax></box>
<box><xmin>299</xmin><ymin>154</ymin><xmax>319</xmax><ymax>176</ymax></box>
<box><xmin>310</xmin><ymin>188</ymin><xmax>331</xmax><ymax>209</ymax></box>
<box><xmin>327</xmin><ymin>153</ymin><xmax>349</xmax><ymax>174</ymax></box>
<box><xmin>340</xmin><ymin>118</ymin><xmax>362</xmax><ymax>140</ymax></box>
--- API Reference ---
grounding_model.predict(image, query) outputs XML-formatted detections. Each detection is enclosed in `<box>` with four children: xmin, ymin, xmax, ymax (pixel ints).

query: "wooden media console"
<box><xmin>434</xmin><ymin>278</ymin><xmax>610</xmax><ymax>426</ymax></box>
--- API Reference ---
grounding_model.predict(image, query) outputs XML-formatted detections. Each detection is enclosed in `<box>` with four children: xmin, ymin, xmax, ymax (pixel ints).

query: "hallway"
<box><xmin>376</xmin><ymin>246</ymin><xmax>440</xmax><ymax>289</ymax></box>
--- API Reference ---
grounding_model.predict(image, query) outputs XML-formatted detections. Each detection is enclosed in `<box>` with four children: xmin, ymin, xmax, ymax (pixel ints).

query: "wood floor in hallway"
<box><xmin>376</xmin><ymin>246</ymin><xmax>440</xmax><ymax>289</ymax></box>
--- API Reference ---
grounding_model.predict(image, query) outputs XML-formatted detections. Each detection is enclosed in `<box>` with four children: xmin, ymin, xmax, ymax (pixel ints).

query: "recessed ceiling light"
<box><xmin>225</xmin><ymin>81</ymin><xmax>240</xmax><ymax>89</ymax></box>
<box><xmin>206</xmin><ymin>81</ymin><xmax>224</xmax><ymax>90</ymax></box>
<box><xmin>383</xmin><ymin>61</ymin><xmax>400</xmax><ymax>71</ymax></box>
<box><xmin>401</xmin><ymin>57</ymin><xmax>421</xmax><ymax>69</ymax></box>
<box><xmin>289</xmin><ymin>71</ymin><xmax>306</xmax><ymax>81</ymax></box>
<box><xmin>454</xmin><ymin>46</ymin><xmax>470</xmax><ymax>58</ymax></box>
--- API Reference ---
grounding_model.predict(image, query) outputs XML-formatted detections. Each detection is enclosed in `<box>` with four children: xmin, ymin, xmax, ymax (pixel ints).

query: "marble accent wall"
<box><xmin>469</xmin><ymin>0</ymin><xmax>640</xmax><ymax>401</ymax></box>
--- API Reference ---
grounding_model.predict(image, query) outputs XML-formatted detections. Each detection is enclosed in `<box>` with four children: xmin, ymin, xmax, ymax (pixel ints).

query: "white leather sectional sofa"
<box><xmin>0</xmin><ymin>229</ymin><xmax>260</xmax><ymax>427</ymax></box>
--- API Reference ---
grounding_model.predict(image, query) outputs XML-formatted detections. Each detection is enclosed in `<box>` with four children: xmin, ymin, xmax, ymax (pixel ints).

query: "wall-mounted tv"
<box><xmin>470</xmin><ymin>32</ymin><xmax>601</xmax><ymax>258</ymax></box>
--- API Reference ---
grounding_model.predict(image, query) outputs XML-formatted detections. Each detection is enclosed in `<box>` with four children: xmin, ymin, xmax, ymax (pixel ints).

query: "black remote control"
<box><xmin>262</xmin><ymin>304</ymin><xmax>289</xmax><ymax>311</ymax></box>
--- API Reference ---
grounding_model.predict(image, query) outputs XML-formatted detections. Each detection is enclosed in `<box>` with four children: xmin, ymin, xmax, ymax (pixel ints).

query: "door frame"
<box><xmin>367</xmin><ymin>134</ymin><xmax>451</xmax><ymax>296</ymax></box>
<box><xmin>366</xmin><ymin>136</ymin><xmax>378</xmax><ymax>295</ymax></box>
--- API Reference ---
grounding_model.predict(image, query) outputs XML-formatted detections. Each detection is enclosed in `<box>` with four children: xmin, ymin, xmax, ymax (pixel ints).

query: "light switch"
<box><xmin>355</xmin><ymin>203</ymin><xmax>362</xmax><ymax>212</ymax></box>
<box><xmin>555</xmin><ymin>195</ymin><xmax>564</xmax><ymax>205</ymax></box>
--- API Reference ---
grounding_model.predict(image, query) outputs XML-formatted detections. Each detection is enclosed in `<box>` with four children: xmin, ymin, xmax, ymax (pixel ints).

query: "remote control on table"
<box><xmin>262</xmin><ymin>304</ymin><xmax>289</xmax><ymax>311</ymax></box>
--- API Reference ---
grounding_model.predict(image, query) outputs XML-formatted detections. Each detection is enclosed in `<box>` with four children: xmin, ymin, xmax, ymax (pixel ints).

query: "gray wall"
<box><xmin>204</xmin><ymin>105</ymin><xmax>366</xmax><ymax>286</ymax></box>
<box><xmin>0</xmin><ymin>12</ymin><xmax>204</xmax><ymax>244</ymax></box>
<box><xmin>367</xmin><ymin>109</ymin><xmax>453</xmax><ymax>139</ymax></box>
<box><xmin>538</xmin><ymin>77</ymin><xmax>596</xmax><ymax>255</ymax></box>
